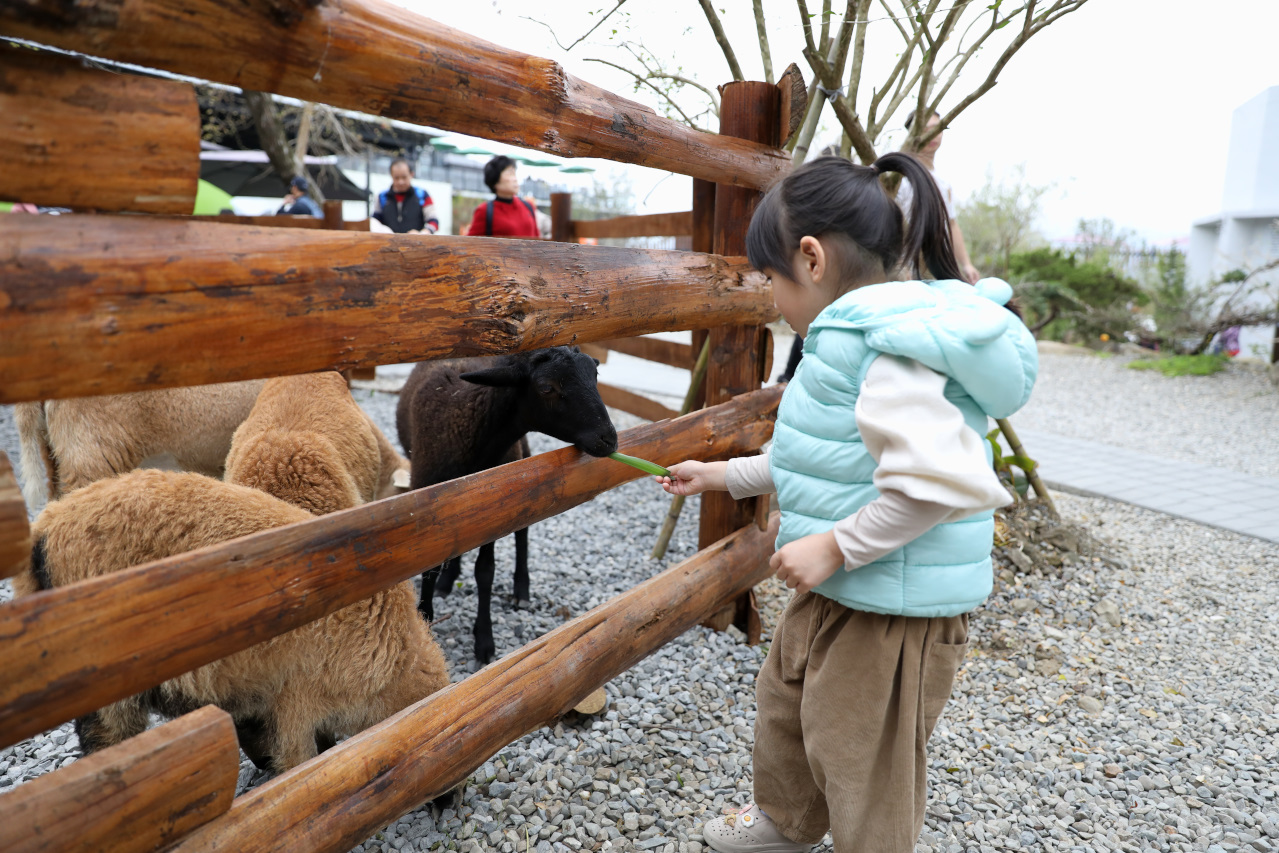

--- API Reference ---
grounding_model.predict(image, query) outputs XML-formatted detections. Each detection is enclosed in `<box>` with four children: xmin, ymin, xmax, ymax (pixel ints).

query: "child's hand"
<box><xmin>770</xmin><ymin>531</ymin><xmax>844</xmax><ymax>595</ymax></box>
<box><xmin>655</xmin><ymin>460</ymin><xmax>724</xmax><ymax>496</ymax></box>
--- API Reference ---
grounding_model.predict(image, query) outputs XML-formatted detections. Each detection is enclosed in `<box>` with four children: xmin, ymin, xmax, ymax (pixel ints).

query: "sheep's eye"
<box><xmin>537</xmin><ymin>383</ymin><xmax>556</xmax><ymax>396</ymax></box>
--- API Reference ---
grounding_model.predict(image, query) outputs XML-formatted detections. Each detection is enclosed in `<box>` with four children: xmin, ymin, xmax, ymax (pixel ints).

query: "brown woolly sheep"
<box><xmin>224</xmin><ymin>372</ymin><xmax>407</xmax><ymax>515</ymax></box>
<box><xmin>13</xmin><ymin>470</ymin><xmax>450</xmax><ymax>773</ymax></box>
<box><xmin>15</xmin><ymin>379</ymin><xmax>266</xmax><ymax>509</ymax></box>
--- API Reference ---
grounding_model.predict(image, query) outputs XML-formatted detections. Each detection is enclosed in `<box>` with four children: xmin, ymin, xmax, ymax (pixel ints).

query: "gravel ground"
<box><xmin>1015</xmin><ymin>351</ymin><xmax>1279</xmax><ymax>479</ymax></box>
<box><xmin>2</xmin><ymin>370</ymin><xmax>1278</xmax><ymax>853</ymax></box>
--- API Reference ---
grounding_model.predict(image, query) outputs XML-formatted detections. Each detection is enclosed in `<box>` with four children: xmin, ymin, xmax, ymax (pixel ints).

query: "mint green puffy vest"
<box><xmin>770</xmin><ymin>278</ymin><xmax>1038</xmax><ymax>617</ymax></box>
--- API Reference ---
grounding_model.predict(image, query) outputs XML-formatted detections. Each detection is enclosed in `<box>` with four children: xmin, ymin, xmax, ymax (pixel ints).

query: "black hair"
<box><xmin>903</xmin><ymin>110</ymin><xmax>940</xmax><ymax>131</ymax></box>
<box><xmin>746</xmin><ymin>154</ymin><xmax>962</xmax><ymax>284</ymax></box>
<box><xmin>389</xmin><ymin>156</ymin><xmax>413</xmax><ymax>174</ymax></box>
<box><xmin>483</xmin><ymin>155</ymin><xmax>517</xmax><ymax>192</ymax></box>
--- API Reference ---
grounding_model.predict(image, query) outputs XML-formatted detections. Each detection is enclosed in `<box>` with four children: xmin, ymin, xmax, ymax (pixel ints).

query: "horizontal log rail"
<box><xmin>571</xmin><ymin>211</ymin><xmax>693</xmax><ymax>241</ymax></box>
<box><xmin>169</xmin><ymin>514</ymin><xmax>780</xmax><ymax>853</ymax></box>
<box><xmin>0</xmin><ymin>385</ymin><xmax>782</xmax><ymax>750</ymax></box>
<box><xmin>0</xmin><ymin>452</ymin><xmax>28</xmax><ymax>581</ymax></box>
<box><xmin>0</xmin><ymin>0</ymin><xmax>791</xmax><ymax>191</ymax></box>
<box><xmin>0</xmin><ymin>706</ymin><xmax>238</xmax><ymax>853</ymax></box>
<box><xmin>0</xmin><ymin>217</ymin><xmax>776</xmax><ymax>404</ymax></box>
<box><xmin>597</xmin><ymin>335</ymin><xmax>693</xmax><ymax>369</ymax></box>
<box><xmin>597</xmin><ymin>382</ymin><xmax>680</xmax><ymax>423</ymax></box>
<box><xmin>167</xmin><ymin>214</ymin><xmax>372</xmax><ymax>231</ymax></box>
<box><xmin>0</xmin><ymin>44</ymin><xmax>200</xmax><ymax>215</ymax></box>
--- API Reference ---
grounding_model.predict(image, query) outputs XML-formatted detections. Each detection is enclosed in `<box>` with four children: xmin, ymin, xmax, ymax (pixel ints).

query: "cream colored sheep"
<box><xmin>13</xmin><ymin>470</ymin><xmax>450</xmax><ymax>773</ymax></box>
<box><xmin>224</xmin><ymin>372</ymin><xmax>407</xmax><ymax>515</ymax></box>
<box><xmin>15</xmin><ymin>379</ymin><xmax>265</xmax><ymax>508</ymax></box>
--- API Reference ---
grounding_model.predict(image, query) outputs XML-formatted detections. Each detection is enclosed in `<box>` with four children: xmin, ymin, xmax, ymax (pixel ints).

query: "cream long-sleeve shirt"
<box><xmin>724</xmin><ymin>355</ymin><xmax>1011</xmax><ymax>570</ymax></box>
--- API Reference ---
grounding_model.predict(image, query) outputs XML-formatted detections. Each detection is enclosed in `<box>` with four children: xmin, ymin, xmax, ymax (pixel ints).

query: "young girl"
<box><xmin>657</xmin><ymin>154</ymin><xmax>1038</xmax><ymax>853</ymax></box>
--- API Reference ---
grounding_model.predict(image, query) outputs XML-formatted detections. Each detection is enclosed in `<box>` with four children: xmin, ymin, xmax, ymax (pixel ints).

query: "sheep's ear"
<box><xmin>591</xmin><ymin>358</ymin><xmax>600</xmax><ymax>366</ymax></box>
<box><xmin>460</xmin><ymin>366</ymin><xmax>524</xmax><ymax>387</ymax></box>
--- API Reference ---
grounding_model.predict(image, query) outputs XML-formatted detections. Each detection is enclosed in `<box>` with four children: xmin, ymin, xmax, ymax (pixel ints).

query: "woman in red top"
<box><xmin>469</xmin><ymin>155</ymin><xmax>541</xmax><ymax>238</ymax></box>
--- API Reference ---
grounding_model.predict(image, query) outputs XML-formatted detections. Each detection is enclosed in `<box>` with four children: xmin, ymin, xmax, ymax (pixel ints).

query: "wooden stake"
<box><xmin>997</xmin><ymin>417</ymin><xmax>1058</xmax><ymax>517</ymax></box>
<box><xmin>650</xmin><ymin>339</ymin><xmax>713</xmax><ymax>560</ymax></box>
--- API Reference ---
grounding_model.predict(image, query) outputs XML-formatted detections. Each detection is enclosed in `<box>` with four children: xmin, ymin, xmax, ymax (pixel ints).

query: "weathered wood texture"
<box><xmin>596</xmin><ymin>336</ymin><xmax>692</xmax><ymax>369</ymax></box>
<box><xmin>0</xmin><ymin>44</ymin><xmax>199</xmax><ymax>214</ymax></box>
<box><xmin>0</xmin><ymin>452</ymin><xmax>30</xmax><ymax>581</ymax></box>
<box><xmin>0</xmin><ymin>706</ymin><xmax>237</xmax><ymax>853</ymax></box>
<box><xmin>174</xmin><ymin>214</ymin><xmax>371</xmax><ymax>230</ymax></box>
<box><xmin>699</xmin><ymin>82</ymin><xmax>780</xmax><ymax>643</ymax></box>
<box><xmin>0</xmin><ymin>386</ymin><xmax>782</xmax><ymax>750</ymax></box>
<box><xmin>597</xmin><ymin>383</ymin><xmax>679</xmax><ymax>423</ymax></box>
<box><xmin>571</xmin><ymin>211</ymin><xmax>693</xmax><ymax>240</ymax></box>
<box><xmin>0</xmin><ymin>217</ymin><xmax>776</xmax><ymax>404</ymax></box>
<box><xmin>0</xmin><ymin>0</ymin><xmax>791</xmax><ymax>191</ymax></box>
<box><xmin>169</xmin><ymin>515</ymin><xmax>779</xmax><ymax>853</ymax></box>
<box><xmin>776</xmin><ymin>62</ymin><xmax>808</xmax><ymax>145</ymax></box>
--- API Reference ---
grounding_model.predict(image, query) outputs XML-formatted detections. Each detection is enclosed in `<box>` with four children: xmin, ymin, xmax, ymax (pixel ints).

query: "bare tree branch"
<box><xmin>753</xmin><ymin>0</ymin><xmax>775</xmax><ymax>84</ymax></box>
<box><xmin>820</xmin><ymin>0</ymin><xmax>833</xmax><ymax>49</ymax></box>
<box><xmin>585</xmin><ymin>58</ymin><xmax>699</xmax><ymax>126</ymax></box>
<box><xmin>696</xmin><ymin>0</ymin><xmax>745</xmax><ymax>82</ymax></box>
<box><xmin>520</xmin><ymin>0</ymin><xmax>630</xmax><ymax>53</ymax></box>
<box><xmin>796</xmin><ymin>0</ymin><xmax>818</xmax><ymax>56</ymax></box>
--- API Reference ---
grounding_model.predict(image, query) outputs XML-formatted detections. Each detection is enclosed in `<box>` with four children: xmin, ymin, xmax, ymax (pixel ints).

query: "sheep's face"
<box><xmin>461</xmin><ymin>347</ymin><xmax>618</xmax><ymax>457</ymax></box>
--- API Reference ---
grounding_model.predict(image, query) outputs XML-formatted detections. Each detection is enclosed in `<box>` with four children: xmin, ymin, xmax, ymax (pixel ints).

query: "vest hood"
<box><xmin>806</xmin><ymin>278</ymin><xmax>1037</xmax><ymax>419</ymax></box>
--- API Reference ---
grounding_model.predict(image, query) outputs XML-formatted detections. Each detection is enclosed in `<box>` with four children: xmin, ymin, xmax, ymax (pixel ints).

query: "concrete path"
<box><xmin>1016</xmin><ymin>427</ymin><xmax>1279</xmax><ymax>544</ymax></box>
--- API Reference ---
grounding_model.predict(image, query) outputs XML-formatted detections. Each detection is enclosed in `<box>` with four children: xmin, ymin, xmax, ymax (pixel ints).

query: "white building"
<box><xmin>1188</xmin><ymin>85</ymin><xmax>1279</xmax><ymax>362</ymax></box>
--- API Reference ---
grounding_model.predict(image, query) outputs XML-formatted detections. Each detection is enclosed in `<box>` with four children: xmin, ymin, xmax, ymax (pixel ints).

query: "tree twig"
<box><xmin>695</xmin><ymin>0</ymin><xmax>745</xmax><ymax>81</ymax></box>
<box><xmin>753</xmin><ymin>0</ymin><xmax>774</xmax><ymax>84</ymax></box>
<box><xmin>519</xmin><ymin>0</ymin><xmax>630</xmax><ymax>53</ymax></box>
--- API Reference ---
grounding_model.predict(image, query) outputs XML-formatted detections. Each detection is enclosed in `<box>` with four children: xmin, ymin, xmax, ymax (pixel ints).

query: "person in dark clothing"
<box><xmin>777</xmin><ymin>334</ymin><xmax>804</xmax><ymax>383</ymax></box>
<box><xmin>373</xmin><ymin>157</ymin><xmax>439</xmax><ymax>234</ymax></box>
<box><xmin>277</xmin><ymin>175</ymin><xmax>322</xmax><ymax>217</ymax></box>
<box><xmin>468</xmin><ymin>155</ymin><xmax>540</xmax><ymax>238</ymax></box>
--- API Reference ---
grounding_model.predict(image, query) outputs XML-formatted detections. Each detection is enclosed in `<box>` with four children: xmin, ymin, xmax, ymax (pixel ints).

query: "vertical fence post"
<box><xmin>550</xmin><ymin>192</ymin><xmax>573</xmax><ymax>243</ymax></box>
<box><xmin>698</xmin><ymin>81</ymin><xmax>780</xmax><ymax>643</ymax></box>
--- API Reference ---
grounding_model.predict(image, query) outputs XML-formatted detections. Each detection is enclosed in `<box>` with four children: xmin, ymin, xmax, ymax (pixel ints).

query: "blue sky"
<box><xmin>406</xmin><ymin>1</ymin><xmax>1279</xmax><ymax>245</ymax></box>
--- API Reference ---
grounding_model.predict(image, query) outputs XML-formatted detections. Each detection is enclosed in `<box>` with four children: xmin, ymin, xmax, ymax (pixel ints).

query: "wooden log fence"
<box><xmin>0</xmin><ymin>1</ymin><xmax>803</xmax><ymax>847</ymax></box>
<box><xmin>168</xmin><ymin>516</ymin><xmax>779</xmax><ymax>853</ymax></box>
<box><xmin>0</xmin><ymin>0</ymin><xmax>790</xmax><ymax>191</ymax></box>
<box><xmin>0</xmin><ymin>706</ymin><xmax>239</xmax><ymax>853</ymax></box>
<box><xmin>0</xmin><ymin>219</ymin><xmax>774</xmax><ymax>404</ymax></box>
<box><xmin>0</xmin><ymin>386</ymin><xmax>781</xmax><ymax>751</ymax></box>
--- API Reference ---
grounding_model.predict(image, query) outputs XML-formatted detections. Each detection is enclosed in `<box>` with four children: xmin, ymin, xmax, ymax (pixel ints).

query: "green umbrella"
<box><xmin>193</xmin><ymin>179</ymin><xmax>235</xmax><ymax>215</ymax></box>
<box><xmin>517</xmin><ymin>157</ymin><xmax>563</xmax><ymax>168</ymax></box>
<box><xmin>558</xmin><ymin>165</ymin><xmax>596</xmax><ymax>174</ymax></box>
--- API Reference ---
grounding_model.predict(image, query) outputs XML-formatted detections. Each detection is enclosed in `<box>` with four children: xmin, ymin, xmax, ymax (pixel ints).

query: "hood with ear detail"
<box><xmin>806</xmin><ymin>277</ymin><xmax>1037</xmax><ymax>419</ymax></box>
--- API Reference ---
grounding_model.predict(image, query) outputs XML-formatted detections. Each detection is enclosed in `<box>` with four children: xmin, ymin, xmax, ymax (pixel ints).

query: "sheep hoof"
<box><xmin>429</xmin><ymin>783</ymin><xmax>465</xmax><ymax>818</ymax></box>
<box><xmin>573</xmin><ymin>687</ymin><xmax>608</xmax><ymax>716</ymax></box>
<box><xmin>514</xmin><ymin>597</ymin><xmax>531</xmax><ymax>610</ymax></box>
<box><xmin>475</xmin><ymin>637</ymin><xmax>496</xmax><ymax>664</ymax></box>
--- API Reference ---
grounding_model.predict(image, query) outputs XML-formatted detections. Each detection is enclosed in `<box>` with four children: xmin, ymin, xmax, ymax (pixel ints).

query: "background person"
<box><xmin>373</xmin><ymin>157</ymin><xmax>439</xmax><ymax>234</ymax></box>
<box><xmin>469</xmin><ymin>155</ymin><xmax>540</xmax><ymax>238</ymax></box>
<box><xmin>277</xmin><ymin>175</ymin><xmax>321</xmax><ymax>217</ymax></box>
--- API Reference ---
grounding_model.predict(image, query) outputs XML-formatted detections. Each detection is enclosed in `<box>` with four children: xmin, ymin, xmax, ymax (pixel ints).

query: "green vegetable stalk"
<box><xmin>608</xmin><ymin>451</ymin><xmax>670</xmax><ymax>477</ymax></box>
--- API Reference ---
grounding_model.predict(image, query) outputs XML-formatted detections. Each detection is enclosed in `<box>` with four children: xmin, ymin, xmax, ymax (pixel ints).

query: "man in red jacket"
<box><xmin>469</xmin><ymin>155</ymin><xmax>540</xmax><ymax>238</ymax></box>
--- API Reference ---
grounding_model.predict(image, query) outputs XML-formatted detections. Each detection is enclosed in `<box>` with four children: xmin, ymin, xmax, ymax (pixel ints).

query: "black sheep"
<box><xmin>396</xmin><ymin>346</ymin><xmax>618</xmax><ymax>662</ymax></box>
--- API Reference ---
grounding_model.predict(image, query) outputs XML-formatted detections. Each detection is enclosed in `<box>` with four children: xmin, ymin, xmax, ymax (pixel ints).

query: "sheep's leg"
<box><xmin>268</xmin><ymin>691</ymin><xmax>321</xmax><ymax>773</ymax></box>
<box><xmin>418</xmin><ymin>566</ymin><xmax>440</xmax><ymax>621</ymax></box>
<box><xmin>316</xmin><ymin>731</ymin><xmax>338</xmax><ymax>753</ymax></box>
<box><xmin>234</xmin><ymin>715</ymin><xmax>275</xmax><ymax>771</ymax></box>
<box><xmin>473</xmin><ymin>543</ymin><xmax>497</xmax><ymax>664</ymax></box>
<box><xmin>513</xmin><ymin>527</ymin><xmax>530</xmax><ymax>609</ymax></box>
<box><xmin>74</xmin><ymin>699</ymin><xmax>149</xmax><ymax>756</ymax></box>
<box><xmin>434</xmin><ymin>556</ymin><xmax>463</xmax><ymax>598</ymax></box>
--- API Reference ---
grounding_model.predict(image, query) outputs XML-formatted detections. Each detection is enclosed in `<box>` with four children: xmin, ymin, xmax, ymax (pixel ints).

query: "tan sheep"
<box><xmin>15</xmin><ymin>379</ymin><xmax>266</xmax><ymax>509</ymax></box>
<box><xmin>14</xmin><ymin>470</ymin><xmax>450</xmax><ymax>773</ymax></box>
<box><xmin>224</xmin><ymin>372</ymin><xmax>407</xmax><ymax>515</ymax></box>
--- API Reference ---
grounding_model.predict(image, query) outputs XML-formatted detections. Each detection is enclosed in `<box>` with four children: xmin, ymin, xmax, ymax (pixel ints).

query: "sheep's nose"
<box><xmin>593</xmin><ymin>428</ymin><xmax>618</xmax><ymax>457</ymax></box>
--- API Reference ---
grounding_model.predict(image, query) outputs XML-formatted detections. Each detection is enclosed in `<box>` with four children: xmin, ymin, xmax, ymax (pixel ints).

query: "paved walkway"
<box><xmin>1016</xmin><ymin>427</ymin><xmax>1279</xmax><ymax>544</ymax></box>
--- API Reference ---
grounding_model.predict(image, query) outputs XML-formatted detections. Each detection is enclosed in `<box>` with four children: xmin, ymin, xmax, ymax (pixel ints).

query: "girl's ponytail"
<box><xmin>873</xmin><ymin>152</ymin><xmax>963</xmax><ymax>282</ymax></box>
